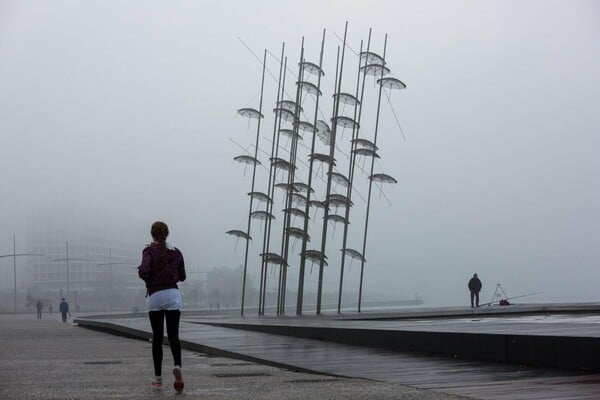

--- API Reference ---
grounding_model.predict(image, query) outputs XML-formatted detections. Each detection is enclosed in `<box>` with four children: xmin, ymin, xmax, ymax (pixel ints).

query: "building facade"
<box><xmin>26</xmin><ymin>211</ymin><xmax>146</xmax><ymax>311</ymax></box>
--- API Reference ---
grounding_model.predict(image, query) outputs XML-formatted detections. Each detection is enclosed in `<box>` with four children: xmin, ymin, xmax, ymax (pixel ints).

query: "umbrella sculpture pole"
<box><xmin>358</xmin><ymin>34</ymin><xmax>388</xmax><ymax>313</ymax></box>
<box><xmin>259</xmin><ymin>43</ymin><xmax>286</xmax><ymax>316</ymax></box>
<box><xmin>262</xmin><ymin>40</ymin><xmax>303</xmax><ymax>316</ymax></box>
<box><xmin>268</xmin><ymin>55</ymin><xmax>289</xmax><ymax>314</ymax></box>
<box><xmin>241</xmin><ymin>49</ymin><xmax>267</xmax><ymax>317</ymax></box>
<box><xmin>337</xmin><ymin>33</ymin><xmax>372</xmax><ymax>313</ymax></box>
<box><xmin>270</xmin><ymin>65</ymin><xmax>288</xmax><ymax>316</ymax></box>
<box><xmin>282</xmin><ymin>29</ymin><xmax>326</xmax><ymax>316</ymax></box>
<box><xmin>299</xmin><ymin>41</ymin><xmax>341</xmax><ymax>316</ymax></box>
<box><xmin>258</xmin><ymin>47</ymin><xmax>287</xmax><ymax>315</ymax></box>
<box><xmin>296</xmin><ymin>30</ymin><xmax>327</xmax><ymax>315</ymax></box>
<box><xmin>316</xmin><ymin>22</ymin><xmax>348</xmax><ymax>315</ymax></box>
<box><xmin>274</xmin><ymin>38</ymin><xmax>305</xmax><ymax>316</ymax></box>
<box><xmin>258</xmin><ymin>47</ymin><xmax>286</xmax><ymax>315</ymax></box>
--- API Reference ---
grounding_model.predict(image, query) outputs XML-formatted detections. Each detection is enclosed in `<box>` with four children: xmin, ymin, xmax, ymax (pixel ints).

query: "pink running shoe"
<box><xmin>151</xmin><ymin>376</ymin><xmax>163</xmax><ymax>388</ymax></box>
<box><xmin>173</xmin><ymin>366</ymin><xmax>184</xmax><ymax>392</ymax></box>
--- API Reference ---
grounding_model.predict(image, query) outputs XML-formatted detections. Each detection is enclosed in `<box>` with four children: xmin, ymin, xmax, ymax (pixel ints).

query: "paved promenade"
<box><xmin>0</xmin><ymin>314</ymin><xmax>468</xmax><ymax>400</ymax></box>
<box><xmin>74</xmin><ymin>306</ymin><xmax>600</xmax><ymax>400</ymax></box>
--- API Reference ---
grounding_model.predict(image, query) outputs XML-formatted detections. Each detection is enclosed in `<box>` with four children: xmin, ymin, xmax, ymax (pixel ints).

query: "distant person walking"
<box><xmin>468</xmin><ymin>273</ymin><xmax>482</xmax><ymax>308</ymax></box>
<box><xmin>59</xmin><ymin>298</ymin><xmax>70</xmax><ymax>322</ymax></box>
<box><xmin>36</xmin><ymin>301</ymin><xmax>43</xmax><ymax>319</ymax></box>
<box><xmin>138</xmin><ymin>221</ymin><xmax>186</xmax><ymax>392</ymax></box>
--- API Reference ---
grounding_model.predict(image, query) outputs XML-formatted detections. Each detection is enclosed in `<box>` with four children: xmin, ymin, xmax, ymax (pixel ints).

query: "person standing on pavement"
<box><xmin>36</xmin><ymin>300</ymin><xmax>43</xmax><ymax>319</ymax></box>
<box><xmin>468</xmin><ymin>273</ymin><xmax>482</xmax><ymax>308</ymax></box>
<box><xmin>59</xmin><ymin>298</ymin><xmax>70</xmax><ymax>322</ymax></box>
<box><xmin>138</xmin><ymin>221</ymin><xmax>186</xmax><ymax>392</ymax></box>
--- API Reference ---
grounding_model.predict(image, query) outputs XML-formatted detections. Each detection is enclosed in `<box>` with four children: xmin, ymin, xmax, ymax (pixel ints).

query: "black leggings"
<box><xmin>148</xmin><ymin>310</ymin><xmax>181</xmax><ymax>376</ymax></box>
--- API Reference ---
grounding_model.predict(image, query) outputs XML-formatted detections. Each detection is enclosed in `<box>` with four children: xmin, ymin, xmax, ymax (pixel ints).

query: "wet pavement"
<box><xmin>74</xmin><ymin>310</ymin><xmax>600</xmax><ymax>400</ymax></box>
<box><xmin>0</xmin><ymin>314</ymin><xmax>469</xmax><ymax>400</ymax></box>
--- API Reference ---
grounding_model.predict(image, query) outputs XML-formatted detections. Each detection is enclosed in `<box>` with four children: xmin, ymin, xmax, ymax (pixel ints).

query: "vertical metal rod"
<box><xmin>272</xmin><ymin>37</ymin><xmax>304</xmax><ymax>315</ymax></box>
<box><xmin>259</xmin><ymin>44</ymin><xmax>286</xmax><ymax>316</ymax></box>
<box><xmin>281</xmin><ymin>253</ymin><xmax>287</xmax><ymax>314</ymax></box>
<box><xmin>265</xmin><ymin>58</ymin><xmax>288</xmax><ymax>316</ymax></box>
<box><xmin>358</xmin><ymin>33</ymin><xmax>388</xmax><ymax>313</ymax></box>
<box><xmin>337</xmin><ymin>42</ymin><xmax>364</xmax><ymax>313</ymax></box>
<box><xmin>13</xmin><ymin>235</ymin><xmax>17</xmax><ymax>313</ymax></box>
<box><xmin>241</xmin><ymin>50</ymin><xmax>268</xmax><ymax>316</ymax></box>
<box><xmin>317</xmin><ymin>21</ymin><xmax>348</xmax><ymax>315</ymax></box>
<box><xmin>278</xmin><ymin>234</ymin><xmax>285</xmax><ymax>315</ymax></box>
<box><xmin>303</xmin><ymin>43</ymin><xmax>340</xmax><ymax>314</ymax></box>
<box><xmin>297</xmin><ymin>29</ymin><xmax>327</xmax><ymax>315</ymax></box>
<box><xmin>338</xmin><ymin>30</ymin><xmax>373</xmax><ymax>313</ymax></box>
<box><xmin>276</xmin><ymin>51</ymin><xmax>303</xmax><ymax>314</ymax></box>
<box><xmin>272</xmin><ymin>54</ymin><xmax>287</xmax><ymax>315</ymax></box>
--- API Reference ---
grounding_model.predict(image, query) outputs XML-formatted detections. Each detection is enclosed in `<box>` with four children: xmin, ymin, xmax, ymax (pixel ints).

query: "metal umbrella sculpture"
<box><xmin>226</xmin><ymin>230</ymin><xmax>252</xmax><ymax>251</ymax></box>
<box><xmin>369</xmin><ymin>173</ymin><xmax>398</xmax><ymax>198</ymax></box>
<box><xmin>228</xmin><ymin>23</ymin><xmax>406</xmax><ymax>316</ymax></box>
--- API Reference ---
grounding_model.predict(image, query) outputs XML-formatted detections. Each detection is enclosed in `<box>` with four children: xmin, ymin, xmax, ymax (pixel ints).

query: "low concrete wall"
<box><xmin>203</xmin><ymin>322</ymin><xmax>600</xmax><ymax>372</ymax></box>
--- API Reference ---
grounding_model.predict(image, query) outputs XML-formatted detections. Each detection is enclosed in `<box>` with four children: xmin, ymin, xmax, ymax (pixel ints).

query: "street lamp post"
<box><xmin>0</xmin><ymin>235</ymin><xmax>44</xmax><ymax>313</ymax></box>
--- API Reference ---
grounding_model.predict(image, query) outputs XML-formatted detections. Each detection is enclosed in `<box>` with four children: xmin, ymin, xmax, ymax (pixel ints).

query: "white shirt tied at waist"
<box><xmin>147</xmin><ymin>288</ymin><xmax>182</xmax><ymax>311</ymax></box>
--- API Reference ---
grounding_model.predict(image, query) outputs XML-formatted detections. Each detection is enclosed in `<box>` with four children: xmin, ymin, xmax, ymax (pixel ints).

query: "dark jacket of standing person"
<box><xmin>59</xmin><ymin>298</ymin><xmax>70</xmax><ymax>322</ymax></box>
<box><xmin>59</xmin><ymin>299</ymin><xmax>69</xmax><ymax>314</ymax></box>
<box><xmin>138</xmin><ymin>242</ymin><xmax>186</xmax><ymax>296</ymax></box>
<box><xmin>468</xmin><ymin>273</ymin><xmax>482</xmax><ymax>308</ymax></box>
<box><xmin>36</xmin><ymin>301</ymin><xmax>43</xmax><ymax>319</ymax></box>
<box><xmin>468</xmin><ymin>274</ymin><xmax>482</xmax><ymax>293</ymax></box>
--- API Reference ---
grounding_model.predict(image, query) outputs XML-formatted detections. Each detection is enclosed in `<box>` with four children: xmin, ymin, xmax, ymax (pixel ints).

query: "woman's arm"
<box><xmin>178</xmin><ymin>251</ymin><xmax>186</xmax><ymax>282</ymax></box>
<box><xmin>138</xmin><ymin>247</ymin><xmax>151</xmax><ymax>280</ymax></box>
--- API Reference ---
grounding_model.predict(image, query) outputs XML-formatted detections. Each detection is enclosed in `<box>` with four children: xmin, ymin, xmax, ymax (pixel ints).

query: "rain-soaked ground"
<box><xmin>73</xmin><ymin>304</ymin><xmax>600</xmax><ymax>400</ymax></box>
<box><xmin>0</xmin><ymin>314</ymin><xmax>467</xmax><ymax>400</ymax></box>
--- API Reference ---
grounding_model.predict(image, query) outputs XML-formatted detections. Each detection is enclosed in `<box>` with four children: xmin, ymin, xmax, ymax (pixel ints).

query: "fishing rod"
<box><xmin>480</xmin><ymin>292</ymin><xmax>543</xmax><ymax>307</ymax></box>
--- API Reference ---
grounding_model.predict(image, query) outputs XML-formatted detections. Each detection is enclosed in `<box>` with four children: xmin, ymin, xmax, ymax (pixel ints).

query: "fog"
<box><xmin>1</xmin><ymin>0</ymin><xmax>599</xmax><ymax>311</ymax></box>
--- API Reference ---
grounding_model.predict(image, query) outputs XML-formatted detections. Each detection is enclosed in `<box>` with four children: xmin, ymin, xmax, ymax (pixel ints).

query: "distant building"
<box><xmin>25</xmin><ymin>209</ymin><xmax>146</xmax><ymax>311</ymax></box>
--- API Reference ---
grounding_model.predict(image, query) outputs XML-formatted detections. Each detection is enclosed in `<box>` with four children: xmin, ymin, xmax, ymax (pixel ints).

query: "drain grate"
<box><xmin>83</xmin><ymin>361</ymin><xmax>122</xmax><ymax>365</ymax></box>
<box><xmin>210</xmin><ymin>362</ymin><xmax>253</xmax><ymax>367</ymax></box>
<box><xmin>214</xmin><ymin>372</ymin><xmax>271</xmax><ymax>378</ymax></box>
<box><xmin>286</xmin><ymin>378</ymin><xmax>339</xmax><ymax>384</ymax></box>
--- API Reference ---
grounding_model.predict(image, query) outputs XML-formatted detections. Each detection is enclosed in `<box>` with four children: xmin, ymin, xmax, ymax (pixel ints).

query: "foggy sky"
<box><xmin>1</xmin><ymin>0</ymin><xmax>599</xmax><ymax>307</ymax></box>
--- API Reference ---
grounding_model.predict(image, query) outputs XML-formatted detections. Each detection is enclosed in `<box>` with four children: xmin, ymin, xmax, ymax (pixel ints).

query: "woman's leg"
<box><xmin>165</xmin><ymin>310</ymin><xmax>182</xmax><ymax>367</ymax></box>
<box><xmin>148</xmin><ymin>311</ymin><xmax>165</xmax><ymax>376</ymax></box>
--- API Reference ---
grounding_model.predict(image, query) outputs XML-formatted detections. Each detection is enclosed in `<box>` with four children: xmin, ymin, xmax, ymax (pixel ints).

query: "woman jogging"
<box><xmin>138</xmin><ymin>221</ymin><xmax>186</xmax><ymax>391</ymax></box>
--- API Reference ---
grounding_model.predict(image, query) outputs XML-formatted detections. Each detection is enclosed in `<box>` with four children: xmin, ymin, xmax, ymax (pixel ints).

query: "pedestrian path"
<box><xmin>75</xmin><ymin>315</ymin><xmax>600</xmax><ymax>400</ymax></box>
<box><xmin>3</xmin><ymin>314</ymin><xmax>458</xmax><ymax>400</ymax></box>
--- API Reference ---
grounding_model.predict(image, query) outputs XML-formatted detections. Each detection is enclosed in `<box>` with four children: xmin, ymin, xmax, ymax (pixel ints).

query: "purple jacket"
<box><xmin>138</xmin><ymin>242</ymin><xmax>186</xmax><ymax>296</ymax></box>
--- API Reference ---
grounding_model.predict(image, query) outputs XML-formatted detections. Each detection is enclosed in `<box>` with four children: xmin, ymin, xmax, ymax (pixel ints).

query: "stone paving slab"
<box><xmin>0</xmin><ymin>314</ymin><xmax>468</xmax><ymax>400</ymax></box>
